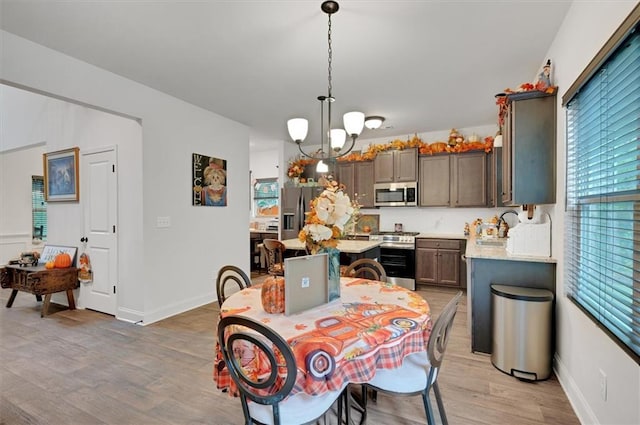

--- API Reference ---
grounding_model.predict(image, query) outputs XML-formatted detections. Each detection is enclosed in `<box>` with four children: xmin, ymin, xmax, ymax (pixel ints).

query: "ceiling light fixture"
<box><xmin>364</xmin><ymin>116</ymin><xmax>385</xmax><ymax>130</ymax></box>
<box><xmin>287</xmin><ymin>1</ymin><xmax>364</xmax><ymax>172</ymax></box>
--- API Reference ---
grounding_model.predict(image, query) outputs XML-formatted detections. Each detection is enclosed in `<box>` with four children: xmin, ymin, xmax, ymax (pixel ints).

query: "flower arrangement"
<box><xmin>287</xmin><ymin>157</ymin><xmax>316</xmax><ymax>179</ymax></box>
<box><xmin>336</xmin><ymin>133</ymin><xmax>494</xmax><ymax>163</ymax></box>
<box><xmin>298</xmin><ymin>178</ymin><xmax>358</xmax><ymax>254</ymax></box>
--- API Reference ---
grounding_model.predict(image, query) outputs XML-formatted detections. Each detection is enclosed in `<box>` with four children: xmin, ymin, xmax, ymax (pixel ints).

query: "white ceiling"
<box><xmin>0</xmin><ymin>0</ymin><xmax>572</xmax><ymax>151</ymax></box>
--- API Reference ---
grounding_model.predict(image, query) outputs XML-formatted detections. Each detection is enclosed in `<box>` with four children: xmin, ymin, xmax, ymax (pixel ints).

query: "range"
<box><xmin>369</xmin><ymin>231</ymin><xmax>419</xmax><ymax>290</ymax></box>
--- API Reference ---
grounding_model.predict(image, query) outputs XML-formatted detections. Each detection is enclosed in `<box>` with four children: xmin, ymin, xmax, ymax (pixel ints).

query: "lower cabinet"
<box><xmin>415</xmin><ymin>238</ymin><xmax>466</xmax><ymax>288</ymax></box>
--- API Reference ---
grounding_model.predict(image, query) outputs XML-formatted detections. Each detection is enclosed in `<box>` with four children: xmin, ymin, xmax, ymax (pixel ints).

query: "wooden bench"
<box><xmin>0</xmin><ymin>265</ymin><xmax>78</xmax><ymax>317</ymax></box>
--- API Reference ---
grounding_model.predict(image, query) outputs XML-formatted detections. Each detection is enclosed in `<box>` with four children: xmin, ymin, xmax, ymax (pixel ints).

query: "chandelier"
<box><xmin>287</xmin><ymin>1</ymin><xmax>365</xmax><ymax>173</ymax></box>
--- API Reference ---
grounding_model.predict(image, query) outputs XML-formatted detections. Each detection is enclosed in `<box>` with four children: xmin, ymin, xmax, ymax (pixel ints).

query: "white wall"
<box><xmin>1</xmin><ymin>31</ymin><xmax>251</xmax><ymax>324</ymax></box>
<box><xmin>0</xmin><ymin>144</ymin><xmax>46</xmax><ymax>264</ymax></box>
<box><xmin>545</xmin><ymin>2</ymin><xmax>640</xmax><ymax>425</ymax></box>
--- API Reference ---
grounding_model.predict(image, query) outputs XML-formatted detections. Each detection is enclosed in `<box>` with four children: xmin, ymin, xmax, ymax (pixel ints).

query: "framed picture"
<box><xmin>192</xmin><ymin>153</ymin><xmax>227</xmax><ymax>207</ymax></box>
<box><xmin>38</xmin><ymin>245</ymin><xmax>78</xmax><ymax>266</ymax></box>
<box><xmin>43</xmin><ymin>147</ymin><xmax>80</xmax><ymax>202</ymax></box>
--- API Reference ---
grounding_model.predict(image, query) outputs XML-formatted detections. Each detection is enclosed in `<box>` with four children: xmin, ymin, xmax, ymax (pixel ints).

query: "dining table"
<box><xmin>213</xmin><ymin>277</ymin><xmax>432</xmax><ymax>398</ymax></box>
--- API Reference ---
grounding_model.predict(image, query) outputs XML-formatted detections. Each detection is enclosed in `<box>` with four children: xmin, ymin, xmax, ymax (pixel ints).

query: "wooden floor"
<box><xmin>0</xmin><ymin>277</ymin><xmax>580</xmax><ymax>425</ymax></box>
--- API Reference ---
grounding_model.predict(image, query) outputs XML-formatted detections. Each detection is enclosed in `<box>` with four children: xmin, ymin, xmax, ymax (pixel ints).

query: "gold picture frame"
<box><xmin>43</xmin><ymin>147</ymin><xmax>80</xmax><ymax>202</ymax></box>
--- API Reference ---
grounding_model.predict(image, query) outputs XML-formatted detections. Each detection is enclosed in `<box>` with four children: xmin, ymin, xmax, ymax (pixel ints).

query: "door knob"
<box><xmin>80</xmin><ymin>237</ymin><xmax>88</xmax><ymax>243</ymax></box>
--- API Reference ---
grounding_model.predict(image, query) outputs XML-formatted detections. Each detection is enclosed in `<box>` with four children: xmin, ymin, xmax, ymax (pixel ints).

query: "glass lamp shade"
<box><xmin>330</xmin><ymin>128</ymin><xmax>347</xmax><ymax>150</ymax></box>
<box><xmin>316</xmin><ymin>160</ymin><xmax>329</xmax><ymax>173</ymax></box>
<box><xmin>287</xmin><ymin>118</ymin><xmax>309</xmax><ymax>142</ymax></box>
<box><xmin>343</xmin><ymin>111</ymin><xmax>365</xmax><ymax>137</ymax></box>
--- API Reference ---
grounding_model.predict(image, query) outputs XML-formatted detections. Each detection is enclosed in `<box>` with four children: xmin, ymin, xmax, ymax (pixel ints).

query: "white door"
<box><xmin>81</xmin><ymin>147</ymin><xmax>118</xmax><ymax>315</ymax></box>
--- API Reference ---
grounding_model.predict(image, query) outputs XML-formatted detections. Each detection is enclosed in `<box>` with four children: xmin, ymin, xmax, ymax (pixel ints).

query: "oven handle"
<box><xmin>380</xmin><ymin>243</ymin><xmax>416</xmax><ymax>250</ymax></box>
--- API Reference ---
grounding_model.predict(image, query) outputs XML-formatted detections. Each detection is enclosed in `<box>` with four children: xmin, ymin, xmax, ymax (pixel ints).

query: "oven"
<box><xmin>369</xmin><ymin>232</ymin><xmax>417</xmax><ymax>290</ymax></box>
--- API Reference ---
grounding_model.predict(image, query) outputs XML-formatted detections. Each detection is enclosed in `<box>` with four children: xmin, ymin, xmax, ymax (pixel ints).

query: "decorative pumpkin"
<box><xmin>45</xmin><ymin>261</ymin><xmax>55</xmax><ymax>269</ymax></box>
<box><xmin>261</xmin><ymin>276</ymin><xmax>285</xmax><ymax>314</ymax></box>
<box><xmin>54</xmin><ymin>253</ymin><xmax>72</xmax><ymax>268</ymax></box>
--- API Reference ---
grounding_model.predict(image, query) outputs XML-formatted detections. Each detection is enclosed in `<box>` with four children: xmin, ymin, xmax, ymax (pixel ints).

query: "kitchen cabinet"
<box><xmin>374</xmin><ymin>148</ymin><xmax>418</xmax><ymax>183</ymax></box>
<box><xmin>502</xmin><ymin>91</ymin><xmax>556</xmax><ymax>205</ymax></box>
<box><xmin>419</xmin><ymin>152</ymin><xmax>488</xmax><ymax>207</ymax></box>
<box><xmin>415</xmin><ymin>238</ymin><xmax>466</xmax><ymax>288</ymax></box>
<box><xmin>336</xmin><ymin>160</ymin><xmax>374</xmax><ymax>207</ymax></box>
<box><xmin>467</xmin><ymin>257</ymin><xmax>555</xmax><ymax>354</ymax></box>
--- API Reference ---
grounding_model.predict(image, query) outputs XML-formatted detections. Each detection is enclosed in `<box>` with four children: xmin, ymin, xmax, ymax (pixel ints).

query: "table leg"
<box><xmin>6</xmin><ymin>289</ymin><xmax>18</xmax><ymax>307</ymax></box>
<box><xmin>41</xmin><ymin>294</ymin><xmax>52</xmax><ymax>318</ymax></box>
<box><xmin>66</xmin><ymin>289</ymin><xmax>76</xmax><ymax>310</ymax></box>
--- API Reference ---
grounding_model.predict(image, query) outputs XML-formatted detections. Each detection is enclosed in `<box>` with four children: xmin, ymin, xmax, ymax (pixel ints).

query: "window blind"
<box><xmin>32</xmin><ymin>176</ymin><xmax>47</xmax><ymax>240</ymax></box>
<box><xmin>565</xmin><ymin>25</ymin><xmax>640</xmax><ymax>362</ymax></box>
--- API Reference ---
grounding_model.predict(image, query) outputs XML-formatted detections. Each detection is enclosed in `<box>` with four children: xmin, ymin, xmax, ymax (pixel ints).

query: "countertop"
<box><xmin>465</xmin><ymin>237</ymin><xmax>557</xmax><ymax>263</ymax></box>
<box><xmin>281</xmin><ymin>238</ymin><xmax>383</xmax><ymax>254</ymax></box>
<box><xmin>250</xmin><ymin>229</ymin><xmax>278</xmax><ymax>234</ymax></box>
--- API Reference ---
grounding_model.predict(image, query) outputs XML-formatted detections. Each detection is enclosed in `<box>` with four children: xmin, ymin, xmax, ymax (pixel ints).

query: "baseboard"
<box><xmin>554</xmin><ymin>353</ymin><xmax>598</xmax><ymax>424</ymax></box>
<box><xmin>141</xmin><ymin>291</ymin><xmax>216</xmax><ymax>325</ymax></box>
<box><xmin>116</xmin><ymin>306</ymin><xmax>144</xmax><ymax>324</ymax></box>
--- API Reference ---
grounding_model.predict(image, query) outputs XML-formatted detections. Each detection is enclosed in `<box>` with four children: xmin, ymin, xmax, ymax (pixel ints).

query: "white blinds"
<box><xmin>565</xmin><ymin>26</ymin><xmax>640</xmax><ymax>361</ymax></box>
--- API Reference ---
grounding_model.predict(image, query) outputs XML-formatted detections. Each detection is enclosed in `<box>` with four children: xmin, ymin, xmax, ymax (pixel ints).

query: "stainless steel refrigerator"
<box><xmin>281</xmin><ymin>186</ymin><xmax>324</xmax><ymax>240</ymax></box>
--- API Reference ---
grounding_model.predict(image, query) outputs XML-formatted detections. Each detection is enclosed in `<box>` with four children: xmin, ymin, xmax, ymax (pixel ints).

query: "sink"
<box><xmin>475</xmin><ymin>239</ymin><xmax>506</xmax><ymax>247</ymax></box>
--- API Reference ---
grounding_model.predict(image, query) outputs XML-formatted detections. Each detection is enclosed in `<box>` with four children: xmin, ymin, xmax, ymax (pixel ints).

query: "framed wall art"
<box><xmin>192</xmin><ymin>153</ymin><xmax>227</xmax><ymax>206</ymax></box>
<box><xmin>43</xmin><ymin>147</ymin><xmax>80</xmax><ymax>202</ymax></box>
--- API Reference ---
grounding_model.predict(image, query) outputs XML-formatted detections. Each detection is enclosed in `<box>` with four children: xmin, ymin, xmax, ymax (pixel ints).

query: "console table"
<box><xmin>0</xmin><ymin>265</ymin><xmax>79</xmax><ymax>317</ymax></box>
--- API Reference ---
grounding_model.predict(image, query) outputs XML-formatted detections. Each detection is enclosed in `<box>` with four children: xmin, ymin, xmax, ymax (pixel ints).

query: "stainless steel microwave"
<box><xmin>373</xmin><ymin>182</ymin><xmax>418</xmax><ymax>207</ymax></box>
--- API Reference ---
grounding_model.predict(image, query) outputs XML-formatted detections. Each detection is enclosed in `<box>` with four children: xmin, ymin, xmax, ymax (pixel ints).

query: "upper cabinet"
<box><xmin>502</xmin><ymin>91</ymin><xmax>556</xmax><ymax>205</ymax></box>
<box><xmin>419</xmin><ymin>151</ymin><xmax>488</xmax><ymax>207</ymax></box>
<box><xmin>374</xmin><ymin>148</ymin><xmax>418</xmax><ymax>183</ymax></box>
<box><xmin>336</xmin><ymin>161</ymin><xmax>375</xmax><ymax>208</ymax></box>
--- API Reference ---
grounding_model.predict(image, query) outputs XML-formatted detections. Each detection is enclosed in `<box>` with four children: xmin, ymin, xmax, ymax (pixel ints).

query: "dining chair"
<box><xmin>217</xmin><ymin>315</ymin><xmax>347</xmax><ymax>425</ymax></box>
<box><xmin>263</xmin><ymin>239</ymin><xmax>286</xmax><ymax>276</ymax></box>
<box><xmin>359</xmin><ymin>291</ymin><xmax>463</xmax><ymax>425</ymax></box>
<box><xmin>216</xmin><ymin>265</ymin><xmax>251</xmax><ymax>308</ymax></box>
<box><xmin>341</xmin><ymin>258</ymin><xmax>387</xmax><ymax>282</ymax></box>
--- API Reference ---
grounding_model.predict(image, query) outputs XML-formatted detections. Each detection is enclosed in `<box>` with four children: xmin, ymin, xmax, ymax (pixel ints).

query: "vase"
<box><xmin>293</xmin><ymin>177</ymin><xmax>300</xmax><ymax>186</ymax></box>
<box><xmin>318</xmin><ymin>246</ymin><xmax>341</xmax><ymax>302</ymax></box>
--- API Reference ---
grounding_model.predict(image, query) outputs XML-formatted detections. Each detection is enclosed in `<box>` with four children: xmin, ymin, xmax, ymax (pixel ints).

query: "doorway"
<box><xmin>80</xmin><ymin>147</ymin><xmax>118</xmax><ymax>315</ymax></box>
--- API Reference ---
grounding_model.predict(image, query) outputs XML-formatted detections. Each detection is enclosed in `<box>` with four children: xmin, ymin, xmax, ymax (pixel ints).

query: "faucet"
<box><xmin>497</xmin><ymin>209</ymin><xmax>519</xmax><ymax>228</ymax></box>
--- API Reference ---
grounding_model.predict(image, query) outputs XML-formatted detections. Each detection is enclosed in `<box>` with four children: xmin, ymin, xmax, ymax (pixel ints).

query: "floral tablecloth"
<box><xmin>214</xmin><ymin>277</ymin><xmax>432</xmax><ymax>396</ymax></box>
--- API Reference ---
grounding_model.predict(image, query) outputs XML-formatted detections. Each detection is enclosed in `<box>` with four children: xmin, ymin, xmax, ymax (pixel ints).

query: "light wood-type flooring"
<box><xmin>0</xmin><ymin>275</ymin><xmax>580</xmax><ymax>425</ymax></box>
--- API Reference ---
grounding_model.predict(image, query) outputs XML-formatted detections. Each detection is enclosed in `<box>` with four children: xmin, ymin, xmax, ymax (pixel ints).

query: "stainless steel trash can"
<box><xmin>491</xmin><ymin>284</ymin><xmax>554</xmax><ymax>381</ymax></box>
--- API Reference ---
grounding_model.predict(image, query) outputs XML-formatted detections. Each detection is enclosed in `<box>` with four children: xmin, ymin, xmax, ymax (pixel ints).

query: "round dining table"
<box><xmin>214</xmin><ymin>277</ymin><xmax>432</xmax><ymax>397</ymax></box>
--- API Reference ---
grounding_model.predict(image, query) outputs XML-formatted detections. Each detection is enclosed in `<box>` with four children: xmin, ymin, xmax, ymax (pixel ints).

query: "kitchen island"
<box><xmin>281</xmin><ymin>238</ymin><xmax>382</xmax><ymax>265</ymax></box>
<box><xmin>465</xmin><ymin>238</ymin><xmax>557</xmax><ymax>354</ymax></box>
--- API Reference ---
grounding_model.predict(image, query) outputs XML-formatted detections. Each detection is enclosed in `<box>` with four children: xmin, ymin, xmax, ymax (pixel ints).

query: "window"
<box><xmin>32</xmin><ymin>175</ymin><xmax>47</xmax><ymax>240</ymax></box>
<box><xmin>564</xmin><ymin>19</ymin><xmax>639</xmax><ymax>362</ymax></box>
<box><xmin>253</xmin><ymin>178</ymin><xmax>279</xmax><ymax>217</ymax></box>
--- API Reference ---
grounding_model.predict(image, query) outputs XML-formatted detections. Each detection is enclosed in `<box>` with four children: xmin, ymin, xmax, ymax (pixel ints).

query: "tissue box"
<box><xmin>506</xmin><ymin>221</ymin><xmax>551</xmax><ymax>257</ymax></box>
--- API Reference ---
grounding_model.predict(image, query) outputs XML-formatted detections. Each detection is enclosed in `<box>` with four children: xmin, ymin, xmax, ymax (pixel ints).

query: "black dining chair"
<box><xmin>358</xmin><ymin>291</ymin><xmax>463</xmax><ymax>425</ymax></box>
<box><xmin>216</xmin><ymin>265</ymin><xmax>251</xmax><ymax>308</ymax></box>
<box><xmin>217</xmin><ymin>315</ymin><xmax>347</xmax><ymax>425</ymax></box>
<box><xmin>341</xmin><ymin>258</ymin><xmax>387</xmax><ymax>282</ymax></box>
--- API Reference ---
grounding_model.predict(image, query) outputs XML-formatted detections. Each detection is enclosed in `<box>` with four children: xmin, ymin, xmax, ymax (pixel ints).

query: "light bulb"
<box><xmin>287</xmin><ymin>118</ymin><xmax>308</xmax><ymax>142</ymax></box>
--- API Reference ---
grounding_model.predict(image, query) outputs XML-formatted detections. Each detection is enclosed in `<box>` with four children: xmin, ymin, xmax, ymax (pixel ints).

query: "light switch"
<box><xmin>157</xmin><ymin>216</ymin><xmax>171</xmax><ymax>228</ymax></box>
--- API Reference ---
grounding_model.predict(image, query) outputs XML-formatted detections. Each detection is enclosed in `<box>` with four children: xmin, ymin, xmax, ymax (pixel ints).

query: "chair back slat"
<box><xmin>263</xmin><ymin>239</ymin><xmax>286</xmax><ymax>276</ymax></box>
<box><xmin>217</xmin><ymin>315</ymin><xmax>298</xmax><ymax>425</ymax></box>
<box><xmin>342</xmin><ymin>258</ymin><xmax>387</xmax><ymax>282</ymax></box>
<box><xmin>427</xmin><ymin>291</ymin><xmax>462</xmax><ymax>370</ymax></box>
<box><xmin>216</xmin><ymin>265</ymin><xmax>251</xmax><ymax>308</ymax></box>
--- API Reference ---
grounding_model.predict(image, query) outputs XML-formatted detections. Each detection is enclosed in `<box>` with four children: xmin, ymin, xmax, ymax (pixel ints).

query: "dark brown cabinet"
<box><xmin>374</xmin><ymin>148</ymin><xmax>418</xmax><ymax>183</ymax></box>
<box><xmin>415</xmin><ymin>238</ymin><xmax>466</xmax><ymax>288</ymax></box>
<box><xmin>336</xmin><ymin>161</ymin><xmax>375</xmax><ymax>207</ymax></box>
<box><xmin>502</xmin><ymin>91</ymin><xmax>556</xmax><ymax>205</ymax></box>
<box><xmin>419</xmin><ymin>152</ymin><xmax>488</xmax><ymax>207</ymax></box>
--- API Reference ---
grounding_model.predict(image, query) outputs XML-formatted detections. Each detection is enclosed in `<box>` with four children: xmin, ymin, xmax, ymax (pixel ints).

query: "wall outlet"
<box><xmin>157</xmin><ymin>216</ymin><xmax>171</xmax><ymax>228</ymax></box>
<box><xmin>599</xmin><ymin>369</ymin><xmax>607</xmax><ymax>401</ymax></box>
